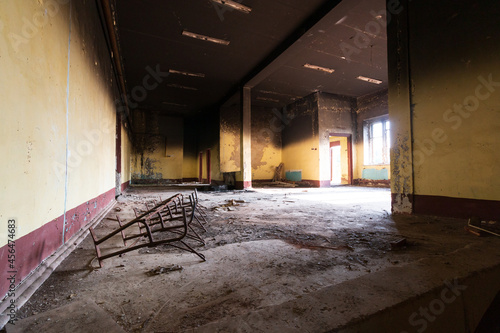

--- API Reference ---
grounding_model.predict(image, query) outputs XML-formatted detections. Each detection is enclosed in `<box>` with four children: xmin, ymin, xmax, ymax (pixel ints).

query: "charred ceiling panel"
<box><xmin>113</xmin><ymin>0</ymin><xmax>388</xmax><ymax>117</ymax></box>
<box><xmin>115</xmin><ymin>0</ymin><xmax>329</xmax><ymax>115</ymax></box>
<box><xmin>251</xmin><ymin>0</ymin><xmax>387</xmax><ymax>108</ymax></box>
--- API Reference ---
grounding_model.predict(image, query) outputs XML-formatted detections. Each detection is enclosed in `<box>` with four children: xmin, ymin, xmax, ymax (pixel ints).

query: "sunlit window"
<box><xmin>364</xmin><ymin>117</ymin><xmax>390</xmax><ymax>165</ymax></box>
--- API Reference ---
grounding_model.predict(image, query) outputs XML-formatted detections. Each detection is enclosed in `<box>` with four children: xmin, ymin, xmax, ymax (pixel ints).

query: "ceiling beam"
<box><xmin>217</xmin><ymin>0</ymin><xmax>342</xmax><ymax>109</ymax></box>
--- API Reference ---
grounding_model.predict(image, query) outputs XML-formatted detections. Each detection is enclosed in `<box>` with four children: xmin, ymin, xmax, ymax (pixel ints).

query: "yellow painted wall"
<box><xmin>121</xmin><ymin>124</ymin><xmax>132</xmax><ymax>185</ymax></box>
<box><xmin>198</xmin><ymin>146</ymin><xmax>223</xmax><ymax>182</ymax></box>
<box><xmin>282</xmin><ymin>95</ymin><xmax>320</xmax><ymax>182</ymax></box>
<box><xmin>182</xmin><ymin>153</ymin><xmax>198</xmax><ymax>180</ymax></box>
<box><xmin>353</xmin><ymin>140</ymin><xmax>362</xmax><ymax>180</ymax></box>
<box><xmin>221</xmin><ymin>104</ymin><xmax>283</xmax><ymax>182</ymax></box>
<box><xmin>282</xmin><ymin>141</ymin><xmax>319</xmax><ymax>181</ymax></box>
<box><xmin>220</xmin><ymin>130</ymin><xmax>240</xmax><ymax>173</ymax></box>
<box><xmin>131</xmin><ymin>114</ymin><xmax>184</xmax><ymax>182</ymax></box>
<box><xmin>199</xmin><ymin>150</ymin><xmax>207</xmax><ymax>181</ymax></box>
<box><xmin>221</xmin><ymin>103</ymin><xmax>282</xmax><ymax>182</ymax></box>
<box><xmin>200</xmin><ymin>151</ymin><xmax>206</xmax><ymax>181</ymax></box>
<box><xmin>251</xmin><ymin>106</ymin><xmax>282</xmax><ymax>180</ymax></box>
<box><xmin>211</xmin><ymin>144</ymin><xmax>223</xmax><ymax>182</ymax></box>
<box><xmin>182</xmin><ymin>123</ymin><xmax>198</xmax><ymax>180</ymax></box>
<box><xmin>388</xmin><ymin>1</ymin><xmax>500</xmax><ymax>216</ymax></box>
<box><xmin>0</xmin><ymin>0</ymin><xmax>118</xmax><ymax>244</ymax></box>
<box><xmin>412</xmin><ymin>79</ymin><xmax>500</xmax><ymax>200</ymax></box>
<box><xmin>220</xmin><ymin>104</ymin><xmax>241</xmax><ymax>173</ymax></box>
<box><xmin>199</xmin><ymin>111</ymin><xmax>223</xmax><ymax>183</ymax></box>
<box><xmin>408</xmin><ymin>1</ymin><xmax>500</xmax><ymax>201</ymax></box>
<box><xmin>131</xmin><ymin>140</ymin><xmax>184</xmax><ymax>181</ymax></box>
<box><xmin>252</xmin><ymin>144</ymin><xmax>281</xmax><ymax>180</ymax></box>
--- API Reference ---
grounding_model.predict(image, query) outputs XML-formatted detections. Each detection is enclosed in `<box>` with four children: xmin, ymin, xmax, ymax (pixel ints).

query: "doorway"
<box><xmin>199</xmin><ymin>149</ymin><xmax>211</xmax><ymax>184</ymax></box>
<box><xmin>330</xmin><ymin>142</ymin><xmax>341</xmax><ymax>184</ymax></box>
<box><xmin>198</xmin><ymin>152</ymin><xmax>203</xmax><ymax>183</ymax></box>
<box><xmin>206</xmin><ymin>149</ymin><xmax>211</xmax><ymax>184</ymax></box>
<box><xmin>329</xmin><ymin>134</ymin><xmax>353</xmax><ymax>185</ymax></box>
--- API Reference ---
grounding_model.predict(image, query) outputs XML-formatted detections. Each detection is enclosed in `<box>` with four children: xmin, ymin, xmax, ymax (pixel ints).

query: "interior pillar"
<box><xmin>115</xmin><ymin>111</ymin><xmax>122</xmax><ymax>197</ymax></box>
<box><xmin>387</xmin><ymin>0</ymin><xmax>414</xmax><ymax>214</ymax></box>
<box><xmin>240</xmin><ymin>86</ymin><xmax>252</xmax><ymax>189</ymax></box>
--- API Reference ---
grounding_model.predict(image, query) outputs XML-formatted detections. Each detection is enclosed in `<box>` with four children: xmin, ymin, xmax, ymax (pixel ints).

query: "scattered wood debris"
<box><xmin>467</xmin><ymin>218</ymin><xmax>500</xmax><ymax>237</ymax></box>
<box><xmin>213</xmin><ymin>199</ymin><xmax>247</xmax><ymax>211</ymax></box>
<box><xmin>259</xmin><ymin>181</ymin><xmax>298</xmax><ymax>188</ymax></box>
<box><xmin>146</xmin><ymin>265</ymin><xmax>183</xmax><ymax>276</ymax></box>
<box><xmin>272</xmin><ymin>163</ymin><xmax>284</xmax><ymax>182</ymax></box>
<box><xmin>390</xmin><ymin>238</ymin><xmax>407</xmax><ymax>250</ymax></box>
<box><xmin>464</xmin><ymin>225</ymin><xmax>482</xmax><ymax>237</ymax></box>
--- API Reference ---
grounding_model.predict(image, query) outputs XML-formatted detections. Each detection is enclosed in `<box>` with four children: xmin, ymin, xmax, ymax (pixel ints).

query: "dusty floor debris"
<box><xmin>468</xmin><ymin>218</ymin><xmax>500</xmax><ymax>237</ymax></box>
<box><xmin>7</xmin><ymin>298</ymin><xmax>126</xmax><ymax>333</ymax></box>
<box><xmin>12</xmin><ymin>186</ymin><xmax>500</xmax><ymax>332</ymax></box>
<box><xmin>146</xmin><ymin>265</ymin><xmax>183</xmax><ymax>276</ymax></box>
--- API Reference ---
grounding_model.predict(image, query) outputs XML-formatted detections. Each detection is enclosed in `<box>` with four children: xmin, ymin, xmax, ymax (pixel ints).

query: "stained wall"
<box><xmin>0</xmin><ymin>0</ymin><xmax>127</xmax><ymax>298</ymax></box>
<box><xmin>120</xmin><ymin>122</ymin><xmax>133</xmax><ymax>189</ymax></box>
<box><xmin>131</xmin><ymin>111</ymin><xmax>184</xmax><ymax>183</ymax></box>
<box><xmin>282</xmin><ymin>93</ymin><xmax>320</xmax><ymax>184</ymax></box>
<box><xmin>388</xmin><ymin>0</ymin><xmax>500</xmax><ymax>218</ymax></box>
<box><xmin>220</xmin><ymin>103</ymin><xmax>241</xmax><ymax>173</ymax></box>
<box><xmin>251</xmin><ymin>106</ymin><xmax>282</xmax><ymax>181</ymax></box>
<box><xmin>318</xmin><ymin>92</ymin><xmax>356</xmax><ymax>186</ymax></box>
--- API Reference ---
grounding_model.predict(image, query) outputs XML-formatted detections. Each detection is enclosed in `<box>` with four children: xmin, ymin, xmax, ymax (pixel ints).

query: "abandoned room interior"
<box><xmin>1</xmin><ymin>0</ymin><xmax>499</xmax><ymax>332</ymax></box>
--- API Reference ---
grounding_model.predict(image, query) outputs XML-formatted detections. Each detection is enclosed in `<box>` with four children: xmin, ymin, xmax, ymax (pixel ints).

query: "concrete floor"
<box><xmin>8</xmin><ymin>186</ymin><xmax>500</xmax><ymax>332</ymax></box>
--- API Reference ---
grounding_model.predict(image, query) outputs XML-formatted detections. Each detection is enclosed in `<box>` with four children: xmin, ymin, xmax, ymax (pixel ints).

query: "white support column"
<box><xmin>241</xmin><ymin>86</ymin><xmax>252</xmax><ymax>189</ymax></box>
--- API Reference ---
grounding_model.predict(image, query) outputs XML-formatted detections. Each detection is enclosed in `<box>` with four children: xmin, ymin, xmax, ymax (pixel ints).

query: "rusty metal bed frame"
<box><xmin>89</xmin><ymin>193</ymin><xmax>207</xmax><ymax>267</ymax></box>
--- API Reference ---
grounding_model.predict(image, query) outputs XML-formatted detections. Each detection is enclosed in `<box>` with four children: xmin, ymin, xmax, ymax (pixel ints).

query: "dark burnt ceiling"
<box><xmin>115</xmin><ymin>0</ymin><xmax>387</xmax><ymax>116</ymax></box>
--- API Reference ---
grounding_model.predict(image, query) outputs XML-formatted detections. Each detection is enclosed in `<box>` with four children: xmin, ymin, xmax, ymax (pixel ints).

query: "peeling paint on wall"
<box><xmin>251</xmin><ymin>106</ymin><xmax>282</xmax><ymax>180</ymax></box>
<box><xmin>220</xmin><ymin>104</ymin><xmax>241</xmax><ymax>172</ymax></box>
<box><xmin>387</xmin><ymin>3</ymin><xmax>414</xmax><ymax>215</ymax></box>
<box><xmin>131</xmin><ymin>110</ymin><xmax>183</xmax><ymax>182</ymax></box>
<box><xmin>391</xmin><ymin>133</ymin><xmax>413</xmax><ymax>214</ymax></box>
<box><xmin>0</xmin><ymin>0</ymin><xmax>124</xmax><ymax>298</ymax></box>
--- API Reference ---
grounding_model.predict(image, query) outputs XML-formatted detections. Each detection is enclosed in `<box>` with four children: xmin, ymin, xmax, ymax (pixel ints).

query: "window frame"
<box><xmin>363</xmin><ymin>115</ymin><xmax>390</xmax><ymax>166</ymax></box>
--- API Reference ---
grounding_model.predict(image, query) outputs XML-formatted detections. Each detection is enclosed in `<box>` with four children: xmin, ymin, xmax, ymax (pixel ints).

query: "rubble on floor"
<box><xmin>11</xmin><ymin>186</ymin><xmax>500</xmax><ymax>332</ymax></box>
<box><xmin>467</xmin><ymin>217</ymin><xmax>500</xmax><ymax>237</ymax></box>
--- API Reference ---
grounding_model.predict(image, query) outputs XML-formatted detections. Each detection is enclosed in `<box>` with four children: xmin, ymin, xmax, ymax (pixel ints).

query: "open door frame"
<box><xmin>329</xmin><ymin>133</ymin><xmax>353</xmax><ymax>185</ymax></box>
<box><xmin>206</xmin><ymin>149</ymin><xmax>211</xmax><ymax>184</ymax></box>
<box><xmin>198</xmin><ymin>152</ymin><xmax>203</xmax><ymax>183</ymax></box>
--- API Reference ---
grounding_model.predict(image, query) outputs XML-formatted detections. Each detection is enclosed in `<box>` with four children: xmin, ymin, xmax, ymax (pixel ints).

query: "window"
<box><xmin>364</xmin><ymin>117</ymin><xmax>390</xmax><ymax>165</ymax></box>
